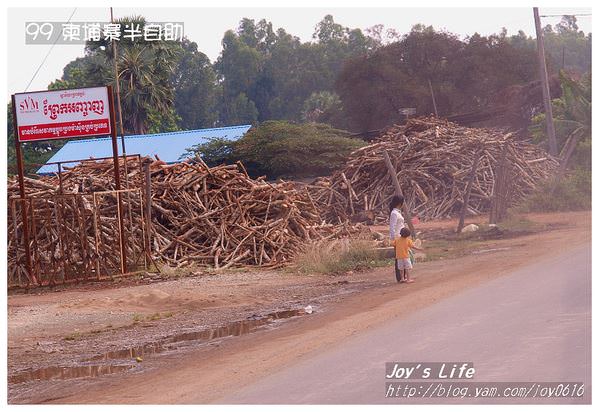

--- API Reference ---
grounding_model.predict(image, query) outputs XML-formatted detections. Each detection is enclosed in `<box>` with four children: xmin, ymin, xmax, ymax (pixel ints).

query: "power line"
<box><xmin>24</xmin><ymin>8</ymin><xmax>77</xmax><ymax>92</ymax></box>
<box><xmin>539</xmin><ymin>14</ymin><xmax>592</xmax><ymax>17</ymax></box>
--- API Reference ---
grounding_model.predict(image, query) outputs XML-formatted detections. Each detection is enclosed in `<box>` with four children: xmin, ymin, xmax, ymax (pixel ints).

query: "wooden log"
<box><xmin>457</xmin><ymin>148</ymin><xmax>483</xmax><ymax>233</ymax></box>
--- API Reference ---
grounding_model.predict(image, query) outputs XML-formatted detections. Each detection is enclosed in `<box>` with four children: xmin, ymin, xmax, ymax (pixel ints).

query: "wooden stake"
<box><xmin>428</xmin><ymin>78</ymin><xmax>439</xmax><ymax>117</ymax></box>
<box><xmin>383</xmin><ymin>149</ymin><xmax>415</xmax><ymax>235</ymax></box>
<box><xmin>457</xmin><ymin>148</ymin><xmax>482</xmax><ymax>233</ymax></box>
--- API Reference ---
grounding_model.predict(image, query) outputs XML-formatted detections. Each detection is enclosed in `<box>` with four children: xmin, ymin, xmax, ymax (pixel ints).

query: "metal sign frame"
<box><xmin>10</xmin><ymin>85</ymin><xmax>127</xmax><ymax>285</ymax></box>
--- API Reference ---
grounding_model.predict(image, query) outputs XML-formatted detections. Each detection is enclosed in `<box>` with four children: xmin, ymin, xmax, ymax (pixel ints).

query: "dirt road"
<box><xmin>223</xmin><ymin>243</ymin><xmax>591</xmax><ymax>404</ymax></box>
<box><xmin>8</xmin><ymin>211</ymin><xmax>591</xmax><ymax>404</ymax></box>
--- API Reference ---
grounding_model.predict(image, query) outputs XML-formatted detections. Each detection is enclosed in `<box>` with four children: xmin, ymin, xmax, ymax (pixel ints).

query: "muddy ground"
<box><xmin>7</xmin><ymin>211</ymin><xmax>590</xmax><ymax>404</ymax></box>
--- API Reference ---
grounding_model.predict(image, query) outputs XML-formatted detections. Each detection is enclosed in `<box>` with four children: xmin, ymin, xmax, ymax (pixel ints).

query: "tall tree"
<box><xmin>172</xmin><ymin>39</ymin><xmax>219</xmax><ymax>129</ymax></box>
<box><xmin>85</xmin><ymin>16</ymin><xmax>182</xmax><ymax>134</ymax></box>
<box><xmin>214</xmin><ymin>15</ymin><xmax>381</xmax><ymax>124</ymax></box>
<box><xmin>215</xmin><ymin>29</ymin><xmax>263</xmax><ymax>124</ymax></box>
<box><xmin>336</xmin><ymin>25</ymin><xmax>542</xmax><ymax>132</ymax></box>
<box><xmin>543</xmin><ymin>16</ymin><xmax>592</xmax><ymax>74</ymax></box>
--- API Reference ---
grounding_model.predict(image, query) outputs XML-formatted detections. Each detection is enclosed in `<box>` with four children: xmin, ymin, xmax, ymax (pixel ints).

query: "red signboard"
<box><xmin>11</xmin><ymin>85</ymin><xmax>127</xmax><ymax>281</ymax></box>
<box><xmin>13</xmin><ymin>86</ymin><xmax>111</xmax><ymax>142</ymax></box>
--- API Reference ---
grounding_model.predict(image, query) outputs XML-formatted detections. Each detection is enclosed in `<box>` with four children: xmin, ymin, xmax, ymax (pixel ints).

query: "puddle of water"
<box><xmin>96</xmin><ymin>308</ymin><xmax>307</xmax><ymax>361</ymax></box>
<box><xmin>167</xmin><ymin>309</ymin><xmax>305</xmax><ymax>345</ymax></box>
<box><xmin>8</xmin><ymin>364</ymin><xmax>134</xmax><ymax>385</ymax></box>
<box><xmin>9</xmin><ymin>307</ymin><xmax>309</xmax><ymax>386</ymax></box>
<box><xmin>169</xmin><ymin>319</ymin><xmax>259</xmax><ymax>344</ymax></box>
<box><xmin>89</xmin><ymin>342</ymin><xmax>165</xmax><ymax>361</ymax></box>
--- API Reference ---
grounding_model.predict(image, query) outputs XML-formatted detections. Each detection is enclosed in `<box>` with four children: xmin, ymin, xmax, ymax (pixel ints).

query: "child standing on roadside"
<box><xmin>393</xmin><ymin>227</ymin><xmax>422</xmax><ymax>283</ymax></box>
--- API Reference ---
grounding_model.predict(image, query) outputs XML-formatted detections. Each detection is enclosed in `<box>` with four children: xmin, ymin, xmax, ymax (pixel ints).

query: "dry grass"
<box><xmin>294</xmin><ymin>238</ymin><xmax>388</xmax><ymax>275</ymax></box>
<box><xmin>515</xmin><ymin>170</ymin><xmax>591</xmax><ymax>213</ymax></box>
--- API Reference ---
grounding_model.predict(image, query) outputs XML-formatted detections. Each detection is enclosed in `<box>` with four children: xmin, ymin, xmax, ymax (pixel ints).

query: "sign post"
<box><xmin>106</xmin><ymin>85</ymin><xmax>128</xmax><ymax>274</ymax></box>
<box><xmin>12</xmin><ymin>85</ymin><xmax>127</xmax><ymax>279</ymax></box>
<box><xmin>10</xmin><ymin>95</ymin><xmax>36</xmax><ymax>285</ymax></box>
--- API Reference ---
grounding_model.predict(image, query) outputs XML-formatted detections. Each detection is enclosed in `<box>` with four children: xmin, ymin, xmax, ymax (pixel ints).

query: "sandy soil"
<box><xmin>7</xmin><ymin>211</ymin><xmax>591</xmax><ymax>404</ymax></box>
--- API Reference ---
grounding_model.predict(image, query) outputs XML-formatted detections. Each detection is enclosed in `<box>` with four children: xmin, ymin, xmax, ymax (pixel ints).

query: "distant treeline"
<box><xmin>7</xmin><ymin>14</ymin><xmax>591</xmax><ymax>171</ymax></box>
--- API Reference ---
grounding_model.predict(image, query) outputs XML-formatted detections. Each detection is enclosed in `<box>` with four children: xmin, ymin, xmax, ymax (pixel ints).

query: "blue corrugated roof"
<box><xmin>37</xmin><ymin>124</ymin><xmax>251</xmax><ymax>174</ymax></box>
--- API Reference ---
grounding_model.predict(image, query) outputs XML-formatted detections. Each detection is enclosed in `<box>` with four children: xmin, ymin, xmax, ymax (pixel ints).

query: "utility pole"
<box><xmin>110</xmin><ymin>7</ymin><xmax>129</xmax><ymax>182</ymax></box>
<box><xmin>428</xmin><ymin>78</ymin><xmax>439</xmax><ymax>117</ymax></box>
<box><xmin>110</xmin><ymin>7</ymin><xmax>130</xmax><ymax>274</ymax></box>
<box><xmin>533</xmin><ymin>7</ymin><xmax>558</xmax><ymax>156</ymax></box>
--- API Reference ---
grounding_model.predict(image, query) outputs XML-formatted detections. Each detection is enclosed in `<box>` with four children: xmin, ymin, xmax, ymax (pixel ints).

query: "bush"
<box><xmin>186</xmin><ymin>120</ymin><xmax>365</xmax><ymax>179</ymax></box>
<box><xmin>517</xmin><ymin>169</ymin><xmax>591</xmax><ymax>212</ymax></box>
<box><xmin>294</xmin><ymin>239</ymin><xmax>384</xmax><ymax>275</ymax></box>
<box><xmin>184</xmin><ymin>137</ymin><xmax>235</xmax><ymax>165</ymax></box>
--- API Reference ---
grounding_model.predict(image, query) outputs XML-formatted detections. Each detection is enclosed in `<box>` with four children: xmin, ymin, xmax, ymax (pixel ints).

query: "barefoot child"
<box><xmin>393</xmin><ymin>227</ymin><xmax>423</xmax><ymax>283</ymax></box>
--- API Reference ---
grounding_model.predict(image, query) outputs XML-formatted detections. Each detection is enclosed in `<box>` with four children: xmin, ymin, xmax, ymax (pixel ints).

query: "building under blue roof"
<box><xmin>37</xmin><ymin>124</ymin><xmax>252</xmax><ymax>174</ymax></box>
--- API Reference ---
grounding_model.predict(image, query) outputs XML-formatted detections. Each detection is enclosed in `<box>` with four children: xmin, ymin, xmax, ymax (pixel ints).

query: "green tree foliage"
<box><xmin>8</xmin><ymin>13</ymin><xmax>592</xmax><ymax>175</ymax></box>
<box><xmin>518</xmin><ymin>168</ymin><xmax>591</xmax><ymax>212</ymax></box>
<box><xmin>48</xmin><ymin>54</ymin><xmax>110</xmax><ymax>90</ymax></box>
<box><xmin>187</xmin><ymin>121</ymin><xmax>365</xmax><ymax>179</ymax></box>
<box><xmin>172</xmin><ymin>39</ymin><xmax>220</xmax><ymax>129</ymax></box>
<box><xmin>336</xmin><ymin>25</ymin><xmax>543</xmax><ymax>131</ymax></box>
<box><xmin>215</xmin><ymin>29</ymin><xmax>263</xmax><ymax>125</ymax></box>
<box><xmin>225</xmin><ymin>93</ymin><xmax>259</xmax><ymax>124</ymax></box>
<box><xmin>531</xmin><ymin>72</ymin><xmax>591</xmax><ymax>169</ymax></box>
<box><xmin>301</xmin><ymin>90</ymin><xmax>345</xmax><ymax>126</ymax></box>
<box><xmin>543</xmin><ymin>16</ymin><xmax>592</xmax><ymax>73</ymax></box>
<box><xmin>7</xmin><ymin>104</ymin><xmax>17</xmax><ymax>174</ymax></box>
<box><xmin>85</xmin><ymin>16</ymin><xmax>183</xmax><ymax>135</ymax></box>
<box><xmin>460</xmin><ymin>30</ymin><xmax>539</xmax><ymax>105</ymax></box>
<box><xmin>43</xmin><ymin>16</ymin><xmax>186</xmax><ymax>136</ymax></box>
<box><xmin>8</xmin><ymin>19</ymin><xmax>220</xmax><ymax>172</ymax></box>
<box><xmin>182</xmin><ymin>137</ymin><xmax>234</xmax><ymax>165</ymax></box>
<box><xmin>146</xmin><ymin>107</ymin><xmax>182</xmax><ymax>134</ymax></box>
<box><xmin>41</xmin><ymin>51</ymin><xmax>110</xmax><ymax>139</ymax></box>
<box><xmin>7</xmin><ymin>103</ymin><xmax>65</xmax><ymax>175</ymax></box>
<box><xmin>215</xmin><ymin>15</ymin><xmax>377</xmax><ymax>124</ymax></box>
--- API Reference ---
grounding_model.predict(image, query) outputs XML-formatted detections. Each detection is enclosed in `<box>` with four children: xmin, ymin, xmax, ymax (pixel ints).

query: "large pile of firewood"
<box><xmin>306</xmin><ymin>118</ymin><xmax>558</xmax><ymax>223</ymax></box>
<box><xmin>8</xmin><ymin>158</ymin><xmax>360</xmax><ymax>271</ymax></box>
<box><xmin>143</xmin><ymin>160</ymin><xmax>357</xmax><ymax>267</ymax></box>
<box><xmin>7</xmin><ymin>174</ymin><xmax>146</xmax><ymax>283</ymax></box>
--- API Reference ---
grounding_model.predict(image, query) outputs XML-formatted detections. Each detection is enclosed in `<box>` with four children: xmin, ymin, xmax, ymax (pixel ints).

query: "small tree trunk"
<box><xmin>557</xmin><ymin>132</ymin><xmax>582</xmax><ymax>179</ymax></box>
<box><xmin>457</xmin><ymin>148</ymin><xmax>482</xmax><ymax>233</ymax></box>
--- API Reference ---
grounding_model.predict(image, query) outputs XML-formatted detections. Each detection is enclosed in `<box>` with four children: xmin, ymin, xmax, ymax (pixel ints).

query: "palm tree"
<box><xmin>86</xmin><ymin>16</ymin><xmax>182</xmax><ymax>134</ymax></box>
<box><xmin>117</xmin><ymin>46</ymin><xmax>174</xmax><ymax>134</ymax></box>
<box><xmin>531</xmin><ymin>71</ymin><xmax>591</xmax><ymax>173</ymax></box>
<box><xmin>554</xmin><ymin>71</ymin><xmax>591</xmax><ymax>173</ymax></box>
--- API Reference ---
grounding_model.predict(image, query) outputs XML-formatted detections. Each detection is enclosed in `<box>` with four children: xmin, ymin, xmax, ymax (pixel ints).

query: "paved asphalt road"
<box><xmin>221</xmin><ymin>243</ymin><xmax>591</xmax><ymax>404</ymax></box>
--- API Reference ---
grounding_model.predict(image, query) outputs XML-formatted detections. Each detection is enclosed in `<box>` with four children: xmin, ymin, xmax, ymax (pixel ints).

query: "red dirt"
<box><xmin>7</xmin><ymin>211</ymin><xmax>591</xmax><ymax>404</ymax></box>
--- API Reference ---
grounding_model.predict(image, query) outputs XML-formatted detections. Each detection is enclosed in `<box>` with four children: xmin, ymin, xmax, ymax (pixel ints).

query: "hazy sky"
<box><xmin>7</xmin><ymin>7</ymin><xmax>592</xmax><ymax>97</ymax></box>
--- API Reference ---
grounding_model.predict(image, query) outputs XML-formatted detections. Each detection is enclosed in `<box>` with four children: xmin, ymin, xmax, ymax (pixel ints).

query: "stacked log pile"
<box><xmin>8</xmin><ymin>158</ymin><xmax>360</xmax><ymax>271</ymax></box>
<box><xmin>7</xmin><ymin>180</ymin><xmax>145</xmax><ymax>283</ymax></box>
<box><xmin>142</xmin><ymin>160</ymin><xmax>358</xmax><ymax>267</ymax></box>
<box><xmin>306</xmin><ymin>117</ymin><xmax>558</xmax><ymax>223</ymax></box>
<box><xmin>8</xmin><ymin>158</ymin><xmax>148</xmax><ymax>282</ymax></box>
